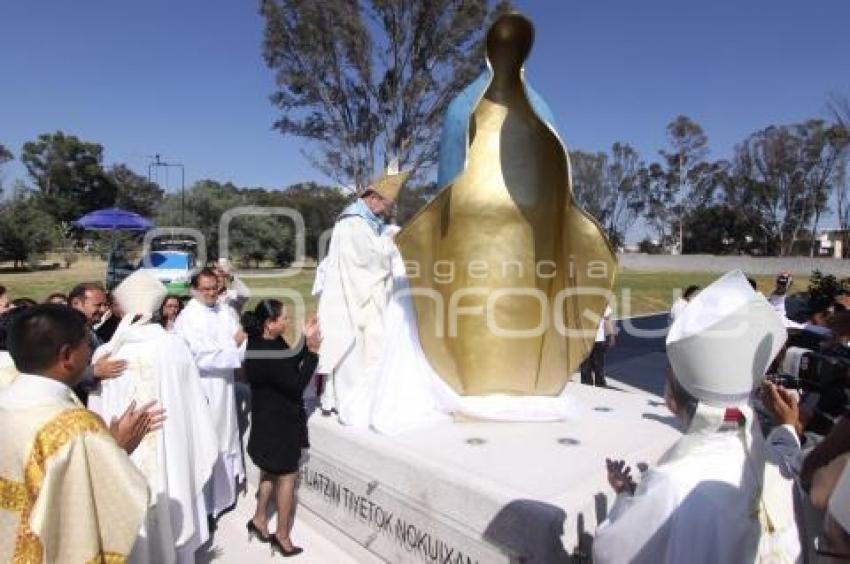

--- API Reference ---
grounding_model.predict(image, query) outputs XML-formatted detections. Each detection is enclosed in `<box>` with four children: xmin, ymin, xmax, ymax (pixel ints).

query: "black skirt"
<box><xmin>244</xmin><ymin>335</ymin><xmax>318</xmax><ymax>475</ymax></box>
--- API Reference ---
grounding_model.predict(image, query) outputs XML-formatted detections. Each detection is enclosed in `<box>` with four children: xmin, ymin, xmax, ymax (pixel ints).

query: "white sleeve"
<box><xmin>174</xmin><ymin>312</ymin><xmax>242</xmax><ymax>371</ymax></box>
<box><xmin>226</xmin><ymin>276</ymin><xmax>251</xmax><ymax>312</ymax></box>
<box><xmin>593</xmin><ymin>470</ymin><xmax>679</xmax><ymax>564</ymax></box>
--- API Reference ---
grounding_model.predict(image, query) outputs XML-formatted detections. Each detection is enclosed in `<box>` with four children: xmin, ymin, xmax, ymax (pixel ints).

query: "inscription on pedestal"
<box><xmin>299</xmin><ymin>459</ymin><xmax>507</xmax><ymax>564</ymax></box>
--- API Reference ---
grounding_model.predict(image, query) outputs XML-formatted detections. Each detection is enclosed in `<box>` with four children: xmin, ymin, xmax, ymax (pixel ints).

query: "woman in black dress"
<box><xmin>241</xmin><ymin>299</ymin><xmax>320</xmax><ymax>557</ymax></box>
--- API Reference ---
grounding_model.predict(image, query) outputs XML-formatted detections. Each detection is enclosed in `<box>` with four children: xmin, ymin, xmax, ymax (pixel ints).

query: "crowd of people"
<box><xmin>0</xmin><ymin>261</ymin><xmax>320</xmax><ymax>562</ymax></box>
<box><xmin>2</xmin><ymin>168</ymin><xmax>850</xmax><ymax>564</ymax></box>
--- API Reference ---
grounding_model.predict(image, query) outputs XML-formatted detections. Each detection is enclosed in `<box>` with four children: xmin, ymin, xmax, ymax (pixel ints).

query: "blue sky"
<box><xmin>1</xmin><ymin>1</ymin><xmax>849</xmax><ymax>233</ymax></box>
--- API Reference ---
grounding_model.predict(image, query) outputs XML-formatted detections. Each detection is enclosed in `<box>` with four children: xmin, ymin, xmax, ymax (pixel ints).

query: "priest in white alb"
<box><xmin>174</xmin><ymin>267</ymin><xmax>246</xmax><ymax>518</ymax></box>
<box><xmin>593</xmin><ymin>270</ymin><xmax>801</xmax><ymax>563</ymax></box>
<box><xmin>0</xmin><ymin>305</ymin><xmax>149</xmax><ymax>563</ymax></box>
<box><xmin>89</xmin><ymin>271</ymin><xmax>221</xmax><ymax>563</ymax></box>
<box><xmin>317</xmin><ymin>168</ymin><xmax>409</xmax><ymax>427</ymax></box>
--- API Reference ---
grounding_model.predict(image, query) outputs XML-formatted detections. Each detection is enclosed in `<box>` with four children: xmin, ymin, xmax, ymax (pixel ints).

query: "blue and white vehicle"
<box><xmin>136</xmin><ymin>250</ymin><xmax>195</xmax><ymax>295</ymax></box>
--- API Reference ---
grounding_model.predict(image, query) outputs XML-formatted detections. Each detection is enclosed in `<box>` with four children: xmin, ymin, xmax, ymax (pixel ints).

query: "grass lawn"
<box><xmin>0</xmin><ymin>257</ymin><xmax>108</xmax><ymax>302</ymax></box>
<box><xmin>613</xmin><ymin>270</ymin><xmax>776</xmax><ymax>317</ymax></box>
<box><xmin>1</xmin><ymin>259</ymin><xmax>778</xmax><ymax>318</ymax></box>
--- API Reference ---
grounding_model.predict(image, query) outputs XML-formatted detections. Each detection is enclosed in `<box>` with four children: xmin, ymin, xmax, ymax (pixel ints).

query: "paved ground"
<box><xmin>196</xmin><ymin>386</ymin><xmax>375</xmax><ymax>564</ymax></box>
<box><xmin>606</xmin><ymin>313</ymin><xmax>670</xmax><ymax>397</ymax></box>
<box><xmin>197</xmin><ymin>483</ymin><xmax>380</xmax><ymax>564</ymax></box>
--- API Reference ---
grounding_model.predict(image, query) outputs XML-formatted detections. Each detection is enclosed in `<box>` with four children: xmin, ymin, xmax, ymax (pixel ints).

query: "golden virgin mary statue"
<box><xmin>395</xmin><ymin>12</ymin><xmax>617</xmax><ymax>396</ymax></box>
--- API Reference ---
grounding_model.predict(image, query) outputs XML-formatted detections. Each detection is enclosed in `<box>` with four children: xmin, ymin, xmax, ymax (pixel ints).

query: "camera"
<box><xmin>770</xmin><ymin>345</ymin><xmax>850</xmax><ymax>436</ymax></box>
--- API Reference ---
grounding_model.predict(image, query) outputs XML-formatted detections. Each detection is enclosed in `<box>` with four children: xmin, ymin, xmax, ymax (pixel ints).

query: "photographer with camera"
<box><xmin>761</xmin><ymin>303</ymin><xmax>850</xmax><ymax>561</ymax></box>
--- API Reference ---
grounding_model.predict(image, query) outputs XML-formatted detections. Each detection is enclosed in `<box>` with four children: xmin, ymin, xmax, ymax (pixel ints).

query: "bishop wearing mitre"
<box><xmin>89</xmin><ymin>271</ymin><xmax>220</xmax><ymax>564</ymax></box>
<box><xmin>316</xmin><ymin>167</ymin><xmax>409</xmax><ymax>427</ymax></box>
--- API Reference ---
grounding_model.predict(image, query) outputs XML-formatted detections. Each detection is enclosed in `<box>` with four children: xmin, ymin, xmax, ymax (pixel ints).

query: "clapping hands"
<box><xmin>110</xmin><ymin>400</ymin><xmax>167</xmax><ymax>455</ymax></box>
<box><xmin>304</xmin><ymin>314</ymin><xmax>322</xmax><ymax>354</ymax></box>
<box><xmin>606</xmin><ymin>458</ymin><xmax>637</xmax><ymax>495</ymax></box>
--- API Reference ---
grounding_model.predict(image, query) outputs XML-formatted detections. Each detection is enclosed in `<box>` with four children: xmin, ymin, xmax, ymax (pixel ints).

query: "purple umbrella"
<box><xmin>73</xmin><ymin>207</ymin><xmax>153</xmax><ymax>231</ymax></box>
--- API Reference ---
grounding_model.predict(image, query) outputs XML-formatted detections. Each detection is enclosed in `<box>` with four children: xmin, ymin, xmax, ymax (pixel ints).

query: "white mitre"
<box><xmin>829</xmin><ymin>459</ymin><xmax>850</xmax><ymax>534</ymax></box>
<box><xmin>114</xmin><ymin>270</ymin><xmax>168</xmax><ymax>325</ymax></box>
<box><xmin>666</xmin><ymin>270</ymin><xmax>786</xmax><ymax>406</ymax></box>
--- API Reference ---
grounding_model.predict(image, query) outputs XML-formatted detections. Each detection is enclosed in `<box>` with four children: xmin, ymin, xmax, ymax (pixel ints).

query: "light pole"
<box><xmin>148</xmin><ymin>154</ymin><xmax>185</xmax><ymax>226</ymax></box>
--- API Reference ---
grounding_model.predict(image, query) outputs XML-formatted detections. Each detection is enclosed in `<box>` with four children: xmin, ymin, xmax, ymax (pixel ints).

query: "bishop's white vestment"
<box><xmin>0</xmin><ymin>373</ymin><xmax>149</xmax><ymax>563</ymax></box>
<box><xmin>593</xmin><ymin>404</ymin><xmax>800</xmax><ymax>564</ymax></box>
<box><xmin>89</xmin><ymin>323</ymin><xmax>221</xmax><ymax>563</ymax></box>
<box><xmin>317</xmin><ymin>207</ymin><xmax>394</xmax><ymax>427</ymax></box>
<box><xmin>174</xmin><ymin>298</ymin><xmax>245</xmax><ymax>517</ymax></box>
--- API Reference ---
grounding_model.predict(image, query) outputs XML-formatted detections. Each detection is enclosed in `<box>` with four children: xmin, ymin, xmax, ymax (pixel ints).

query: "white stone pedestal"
<box><xmin>297</xmin><ymin>384</ymin><xmax>681</xmax><ymax>563</ymax></box>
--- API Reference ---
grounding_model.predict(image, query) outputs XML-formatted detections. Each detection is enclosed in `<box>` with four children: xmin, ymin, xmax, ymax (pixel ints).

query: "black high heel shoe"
<box><xmin>270</xmin><ymin>535</ymin><xmax>303</xmax><ymax>557</ymax></box>
<box><xmin>246</xmin><ymin>520</ymin><xmax>270</xmax><ymax>543</ymax></box>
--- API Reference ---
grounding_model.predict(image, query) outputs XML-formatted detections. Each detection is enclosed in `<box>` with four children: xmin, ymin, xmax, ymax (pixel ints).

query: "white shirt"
<box><xmin>669</xmin><ymin>298</ymin><xmax>688</xmax><ymax>322</ymax></box>
<box><xmin>595</xmin><ymin>305</ymin><xmax>613</xmax><ymax>343</ymax></box>
<box><xmin>174</xmin><ymin>299</ymin><xmax>245</xmax><ymax>374</ymax></box>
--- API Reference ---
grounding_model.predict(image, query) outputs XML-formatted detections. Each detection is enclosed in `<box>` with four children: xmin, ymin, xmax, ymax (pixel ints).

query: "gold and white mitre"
<box><xmin>666</xmin><ymin>270</ymin><xmax>786</xmax><ymax>406</ymax></box>
<box><xmin>361</xmin><ymin>159</ymin><xmax>410</xmax><ymax>203</ymax></box>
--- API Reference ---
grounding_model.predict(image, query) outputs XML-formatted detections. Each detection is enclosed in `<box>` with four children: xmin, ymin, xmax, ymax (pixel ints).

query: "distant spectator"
<box><xmin>155</xmin><ymin>295</ymin><xmax>183</xmax><ymax>332</ymax></box>
<box><xmin>767</xmin><ymin>271</ymin><xmax>793</xmax><ymax>318</ymax></box>
<box><xmin>580</xmin><ymin>305</ymin><xmax>615</xmax><ymax>387</ymax></box>
<box><xmin>95</xmin><ymin>292</ymin><xmax>123</xmax><ymax>343</ymax></box>
<box><xmin>0</xmin><ymin>285</ymin><xmax>10</xmax><ymax>314</ymax></box>
<box><xmin>69</xmin><ymin>282</ymin><xmax>127</xmax><ymax>403</ymax></box>
<box><xmin>670</xmin><ymin>285</ymin><xmax>700</xmax><ymax>322</ymax></box>
<box><xmin>69</xmin><ymin>282</ymin><xmax>109</xmax><ymax>328</ymax></box>
<box><xmin>214</xmin><ymin>258</ymin><xmax>251</xmax><ymax>317</ymax></box>
<box><xmin>44</xmin><ymin>292</ymin><xmax>68</xmax><ymax>305</ymax></box>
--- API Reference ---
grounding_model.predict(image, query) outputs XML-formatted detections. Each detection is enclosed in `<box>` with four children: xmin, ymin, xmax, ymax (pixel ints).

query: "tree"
<box><xmin>260</xmin><ymin>0</ymin><xmax>511</xmax><ymax>190</ymax></box>
<box><xmin>20</xmin><ymin>131</ymin><xmax>116</xmax><ymax>223</ymax></box>
<box><xmin>834</xmin><ymin>153</ymin><xmax>850</xmax><ymax>257</ymax></box>
<box><xmin>828</xmin><ymin>93</ymin><xmax>850</xmax><ymax>129</ymax></box>
<box><xmin>682</xmin><ymin>204</ymin><xmax>758</xmax><ymax>254</ymax></box>
<box><xmin>657</xmin><ymin>116</ymin><xmax>709</xmax><ymax>254</ymax></box>
<box><xmin>802</xmin><ymin>121</ymin><xmax>849</xmax><ymax>255</ymax></box>
<box><xmin>252</xmin><ymin>181</ymin><xmax>350</xmax><ymax>258</ymax></box>
<box><xmin>156</xmin><ymin>180</ymin><xmax>244</xmax><ymax>261</ymax></box>
<box><xmin>734</xmin><ymin>121</ymin><xmax>848</xmax><ymax>256</ymax></box>
<box><xmin>108</xmin><ymin>164</ymin><xmax>164</xmax><ymax>218</ymax></box>
<box><xmin>827</xmin><ymin>94</ymin><xmax>850</xmax><ymax>257</ymax></box>
<box><xmin>0</xmin><ymin>195</ymin><xmax>56</xmax><ymax>268</ymax></box>
<box><xmin>396</xmin><ymin>182</ymin><xmax>440</xmax><ymax>226</ymax></box>
<box><xmin>0</xmin><ymin>144</ymin><xmax>12</xmax><ymax>196</ymax></box>
<box><xmin>637</xmin><ymin>162</ymin><xmax>672</xmax><ymax>248</ymax></box>
<box><xmin>571</xmin><ymin>142</ymin><xmax>644</xmax><ymax>247</ymax></box>
<box><xmin>570</xmin><ymin>150</ymin><xmax>607</xmax><ymax>220</ymax></box>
